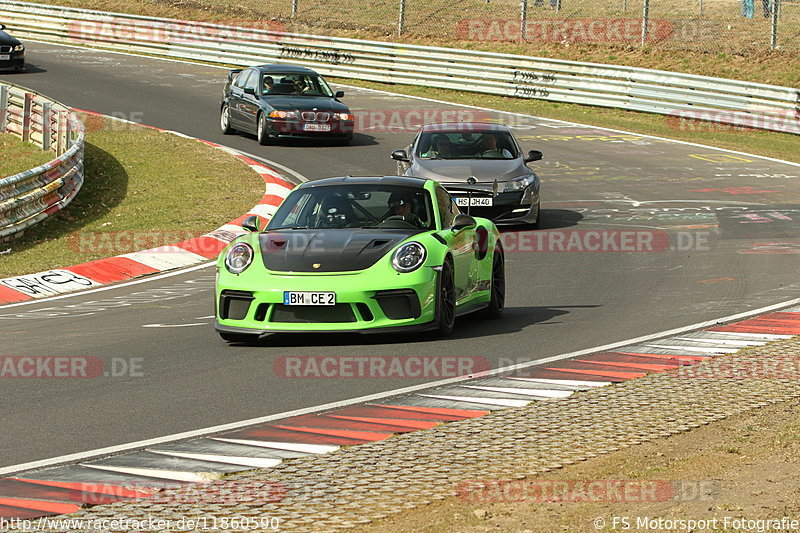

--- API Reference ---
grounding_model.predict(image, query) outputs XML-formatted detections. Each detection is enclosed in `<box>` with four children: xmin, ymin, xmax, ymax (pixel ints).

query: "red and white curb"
<box><xmin>0</xmin><ymin>111</ymin><xmax>295</xmax><ymax>305</ymax></box>
<box><xmin>1</xmin><ymin>306</ymin><xmax>798</xmax><ymax>519</ymax></box>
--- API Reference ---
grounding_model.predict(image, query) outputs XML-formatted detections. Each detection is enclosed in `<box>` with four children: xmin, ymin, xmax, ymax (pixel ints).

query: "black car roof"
<box><xmin>300</xmin><ymin>176</ymin><xmax>430</xmax><ymax>188</ymax></box>
<box><xmin>253</xmin><ymin>64</ymin><xmax>319</xmax><ymax>75</ymax></box>
<box><xmin>420</xmin><ymin>122</ymin><xmax>510</xmax><ymax>133</ymax></box>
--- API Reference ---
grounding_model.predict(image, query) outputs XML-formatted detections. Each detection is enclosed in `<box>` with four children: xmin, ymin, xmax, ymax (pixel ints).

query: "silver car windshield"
<box><xmin>417</xmin><ymin>131</ymin><xmax>519</xmax><ymax>160</ymax></box>
<box><xmin>261</xmin><ymin>73</ymin><xmax>335</xmax><ymax>97</ymax></box>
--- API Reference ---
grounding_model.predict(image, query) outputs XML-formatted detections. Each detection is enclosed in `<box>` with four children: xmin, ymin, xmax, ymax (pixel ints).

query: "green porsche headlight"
<box><xmin>392</xmin><ymin>242</ymin><xmax>426</xmax><ymax>273</ymax></box>
<box><xmin>225</xmin><ymin>242</ymin><xmax>254</xmax><ymax>274</ymax></box>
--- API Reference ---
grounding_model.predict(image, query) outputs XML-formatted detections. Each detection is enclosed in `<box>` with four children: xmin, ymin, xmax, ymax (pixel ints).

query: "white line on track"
<box><xmin>1</xmin><ymin>295</ymin><xmax>798</xmax><ymax>477</ymax></box>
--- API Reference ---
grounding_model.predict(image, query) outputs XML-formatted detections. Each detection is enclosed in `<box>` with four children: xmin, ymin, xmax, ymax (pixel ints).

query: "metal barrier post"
<box><xmin>641</xmin><ymin>0</ymin><xmax>650</xmax><ymax>47</ymax></box>
<box><xmin>22</xmin><ymin>92</ymin><xmax>32</xmax><ymax>143</ymax></box>
<box><xmin>291</xmin><ymin>0</ymin><xmax>298</xmax><ymax>17</ymax></box>
<box><xmin>41</xmin><ymin>102</ymin><xmax>52</xmax><ymax>152</ymax></box>
<box><xmin>56</xmin><ymin>110</ymin><xmax>65</xmax><ymax>153</ymax></box>
<box><xmin>0</xmin><ymin>85</ymin><xmax>7</xmax><ymax>133</ymax></box>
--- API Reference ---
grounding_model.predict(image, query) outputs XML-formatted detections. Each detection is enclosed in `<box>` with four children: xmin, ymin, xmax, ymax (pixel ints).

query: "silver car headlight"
<box><xmin>504</xmin><ymin>174</ymin><xmax>536</xmax><ymax>192</ymax></box>
<box><xmin>392</xmin><ymin>242</ymin><xmax>426</xmax><ymax>273</ymax></box>
<box><xmin>225</xmin><ymin>243</ymin><xmax>254</xmax><ymax>274</ymax></box>
<box><xmin>12</xmin><ymin>44</ymin><xmax>24</xmax><ymax>52</ymax></box>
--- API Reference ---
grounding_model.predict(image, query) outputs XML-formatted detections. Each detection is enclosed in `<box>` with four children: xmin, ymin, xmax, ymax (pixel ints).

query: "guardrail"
<box><xmin>1</xmin><ymin>1</ymin><xmax>797</xmax><ymax>135</ymax></box>
<box><xmin>0</xmin><ymin>81</ymin><xmax>84</xmax><ymax>240</ymax></box>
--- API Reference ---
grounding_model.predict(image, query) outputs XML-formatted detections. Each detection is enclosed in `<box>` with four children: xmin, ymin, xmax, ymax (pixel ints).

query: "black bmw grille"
<box><xmin>0</xmin><ymin>46</ymin><xmax>11</xmax><ymax>54</ymax></box>
<box><xmin>300</xmin><ymin>111</ymin><xmax>330</xmax><ymax>122</ymax></box>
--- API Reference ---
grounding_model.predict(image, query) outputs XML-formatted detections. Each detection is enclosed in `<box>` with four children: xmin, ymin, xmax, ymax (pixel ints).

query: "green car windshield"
<box><xmin>262</xmin><ymin>73</ymin><xmax>335</xmax><ymax>97</ymax></box>
<box><xmin>267</xmin><ymin>185</ymin><xmax>435</xmax><ymax>230</ymax></box>
<box><xmin>417</xmin><ymin>131</ymin><xmax>519</xmax><ymax>160</ymax></box>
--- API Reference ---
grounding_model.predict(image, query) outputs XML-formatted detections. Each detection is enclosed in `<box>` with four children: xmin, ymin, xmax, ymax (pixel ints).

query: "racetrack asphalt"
<box><xmin>1</xmin><ymin>42</ymin><xmax>799</xmax><ymax>468</ymax></box>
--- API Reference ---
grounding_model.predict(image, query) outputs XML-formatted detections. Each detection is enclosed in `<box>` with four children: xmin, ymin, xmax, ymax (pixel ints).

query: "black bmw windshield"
<box><xmin>267</xmin><ymin>185</ymin><xmax>434</xmax><ymax>231</ymax></box>
<box><xmin>261</xmin><ymin>73</ymin><xmax>334</xmax><ymax>97</ymax></box>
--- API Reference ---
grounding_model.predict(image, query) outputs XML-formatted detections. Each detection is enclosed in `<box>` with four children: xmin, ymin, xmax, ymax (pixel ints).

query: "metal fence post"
<box><xmin>521</xmin><ymin>0</ymin><xmax>527</xmax><ymax>40</ymax></box>
<box><xmin>22</xmin><ymin>92</ymin><xmax>32</xmax><ymax>143</ymax></box>
<box><xmin>291</xmin><ymin>0</ymin><xmax>298</xmax><ymax>17</ymax></box>
<box><xmin>0</xmin><ymin>85</ymin><xmax>8</xmax><ymax>134</ymax></box>
<box><xmin>771</xmin><ymin>0</ymin><xmax>779</xmax><ymax>48</ymax></box>
<box><xmin>398</xmin><ymin>0</ymin><xmax>406</xmax><ymax>36</ymax></box>
<box><xmin>641</xmin><ymin>0</ymin><xmax>650</xmax><ymax>47</ymax></box>
<box><xmin>42</xmin><ymin>102</ymin><xmax>52</xmax><ymax>152</ymax></box>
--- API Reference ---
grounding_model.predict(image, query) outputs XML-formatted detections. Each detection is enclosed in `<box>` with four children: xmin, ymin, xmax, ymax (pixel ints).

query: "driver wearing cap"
<box><xmin>387</xmin><ymin>191</ymin><xmax>425</xmax><ymax>229</ymax></box>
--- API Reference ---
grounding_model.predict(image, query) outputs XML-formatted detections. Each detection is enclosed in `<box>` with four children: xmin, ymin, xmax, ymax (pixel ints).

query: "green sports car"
<box><xmin>214</xmin><ymin>176</ymin><xmax>505</xmax><ymax>343</ymax></box>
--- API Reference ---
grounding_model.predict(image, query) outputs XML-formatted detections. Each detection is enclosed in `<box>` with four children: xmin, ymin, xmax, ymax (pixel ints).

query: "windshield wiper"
<box><xmin>268</xmin><ymin>226</ymin><xmax>312</xmax><ymax>230</ymax></box>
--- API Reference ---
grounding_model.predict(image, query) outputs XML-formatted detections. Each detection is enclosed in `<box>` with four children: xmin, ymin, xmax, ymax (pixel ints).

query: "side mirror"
<box><xmin>0</xmin><ymin>24</ymin><xmax>5</xmax><ymax>31</ymax></box>
<box><xmin>242</xmin><ymin>215</ymin><xmax>261</xmax><ymax>233</ymax></box>
<box><xmin>524</xmin><ymin>150</ymin><xmax>543</xmax><ymax>163</ymax></box>
<box><xmin>335</xmin><ymin>90</ymin><xmax>345</xmax><ymax>98</ymax></box>
<box><xmin>451</xmin><ymin>214</ymin><xmax>477</xmax><ymax>232</ymax></box>
<box><xmin>390</xmin><ymin>149</ymin><xmax>410</xmax><ymax>162</ymax></box>
<box><xmin>244</xmin><ymin>87</ymin><xmax>256</xmax><ymax>96</ymax></box>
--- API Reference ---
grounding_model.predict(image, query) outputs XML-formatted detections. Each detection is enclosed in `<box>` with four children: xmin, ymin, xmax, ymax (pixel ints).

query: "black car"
<box><xmin>0</xmin><ymin>24</ymin><xmax>25</xmax><ymax>71</ymax></box>
<box><xmin>220</xmin><ymin>64</ymin><xmax>354</xmax><ymax>145</ymax></box>
<box><xmin>392</xmin><ymin>123</ymin><xmax>543</xmax><ymax>227</ymax></box>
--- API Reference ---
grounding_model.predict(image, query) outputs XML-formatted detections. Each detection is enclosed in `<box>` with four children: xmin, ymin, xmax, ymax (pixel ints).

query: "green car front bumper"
<box><xmin>215</xmin><ymin>265</ymin><xmax>441</xmax><ymax>335</ymax></box>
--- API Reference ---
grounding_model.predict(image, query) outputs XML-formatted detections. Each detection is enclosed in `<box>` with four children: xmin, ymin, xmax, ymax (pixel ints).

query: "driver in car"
<box><xmin>387</xmin><ymin>191</ymin><xmax>426</xmax><ymax>229</ymax></box>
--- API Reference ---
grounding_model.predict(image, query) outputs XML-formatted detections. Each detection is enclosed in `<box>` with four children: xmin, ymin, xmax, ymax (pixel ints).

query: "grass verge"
<box><xmin>0</xmin><ymin>133</ymin><xmax>53</xmax><ymax>179</ymax></box>
<box><xmin>351</xmin><ymin>397</ymin><xmax>800</xmax><ymax>533</ymax></box>
<box><xmin>0</xmin><ymin>113</ymin><xmax>263</xmax><ymax>277</ymax></box>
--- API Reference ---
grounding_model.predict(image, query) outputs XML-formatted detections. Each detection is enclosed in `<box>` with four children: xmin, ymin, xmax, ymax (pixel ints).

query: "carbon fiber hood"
<box><xmin>259</xmin><ymin>229</ymin><xmax>419</xmax><ymax>272</ymax></box>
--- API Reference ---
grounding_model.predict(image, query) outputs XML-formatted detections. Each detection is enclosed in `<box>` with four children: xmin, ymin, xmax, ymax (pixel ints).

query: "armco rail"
<box><xmin>1</xmin><ymin>1</ymin><xmax>799</xmax><ymax>135</ymax></box>
<box><xmin>0</xmin><ymin>81</ymin><xmax>84</xmax><ymax>240</ymax></box>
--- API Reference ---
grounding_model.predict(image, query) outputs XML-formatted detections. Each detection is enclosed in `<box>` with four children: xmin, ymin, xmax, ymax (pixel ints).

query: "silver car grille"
<box><xmin>301</xmin><ymin>111</ymin><xmax>330</xmax><ymax>122</ymax></box>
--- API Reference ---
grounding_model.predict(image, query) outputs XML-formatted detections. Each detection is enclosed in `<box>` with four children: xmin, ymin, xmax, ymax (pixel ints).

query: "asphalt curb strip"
<box><xmin>0</xmin><ymin>110</ymin><xmax>295</xmax><ymax>305</ymax></box>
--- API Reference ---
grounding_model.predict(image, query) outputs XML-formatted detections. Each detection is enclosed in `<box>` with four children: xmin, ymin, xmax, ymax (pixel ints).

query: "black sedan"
<box><xmin>0</xmin><ymin>24</ymin><xmax>25</xmax><ymax>71</ymax></box>
<box><xmin>220</xmin><ymin>64</ymin><xmax>354</xmax><ymax>145</ymax></box>
<box><xmin>392</xmin><ymin>123</ymin><xmax>543</xmax><ymax>227</ymax></box>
